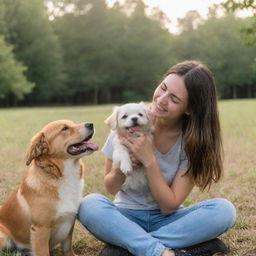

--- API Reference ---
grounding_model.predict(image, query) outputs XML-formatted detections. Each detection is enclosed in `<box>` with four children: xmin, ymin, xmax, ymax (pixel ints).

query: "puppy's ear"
<box><xmin>139</xmin><ymin>101</ymin><xmax>147</xmax><ymax>113</ymax></box>
<box><xmin>139</xmin><ymin>101</ymin><xmax>151</xmax><ymax>121</ymax></box>
<box><xmin>26</xmin><ymin>132</ymin><xmax>49</xmax><ymax>166</ymax></box>
<box><xmin>104</xmin><ymin>106</ymin><xmax>119</xmax><ymax>130</ymax></box>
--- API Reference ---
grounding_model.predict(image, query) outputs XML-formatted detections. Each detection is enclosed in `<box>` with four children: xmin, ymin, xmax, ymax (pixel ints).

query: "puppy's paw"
<box><xmin>120</xmin><ymin>162</ymin><xmax>133</xmax><ymax>175</ymax></box>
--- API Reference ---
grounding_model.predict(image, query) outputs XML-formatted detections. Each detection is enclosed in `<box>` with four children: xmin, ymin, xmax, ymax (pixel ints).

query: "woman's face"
<box><xmin>151</xmin><ymin>73</ymin><xmax>189</xmax><ymax>121</ymax></box>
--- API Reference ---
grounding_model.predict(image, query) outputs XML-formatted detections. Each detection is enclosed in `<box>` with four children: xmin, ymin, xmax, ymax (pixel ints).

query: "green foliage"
<box><xmin>172</xmin><ymin>13</ymin><xmax>256</xmax><ymax>98</ymax></box>
<box><xmin>3</xmin><ymin>0</ymin><xmax>66</xmax><ymax>103</ymax></box>
<box><xmin>52</xmin><ymin>0</ymin><xmax>172</xmax><ymax>104</ymax></box>
<box><xmin>0</xmin><ymin>35</ymin><xmax>34</xmax><ymax>100</ymax></box>
<box><xmin>223</xmin><ymin>0</ymin><xmax>256</xmax><ymax>45</ymax></box>
<box><xmin>0</xmin><ymin>0</ymin><xmax>5</xmax><ymax>34</ymax></box>
<box><xmin>224</xmin><ymin>0</ymin><xmax>256</xmax><ymax>11</ymax></box>
<box><xmin>177</xmin><ymin>10</ymin><xmax>204</xmax><ymax>32</ymax></box>
<box><xmin>0</xmin><ymin>0</ymin><xmax>255</xmax><ymax>105</ymax></box>
<box><xmin>53</xmin><ymin>0</ymin><xmax>115</xmax><ymax>103</ymax></box>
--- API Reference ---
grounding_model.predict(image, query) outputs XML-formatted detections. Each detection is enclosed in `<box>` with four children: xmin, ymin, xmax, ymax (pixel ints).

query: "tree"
<box><xmin>0</xmin><ymin>1</ymin><xmax>34</xmax><ymax>105</ymax></box>
<box><xmin>117</xmin><ymin>0</ymin><xmax>172</xmax><ymax>102</ymax></box>
<box><xmin>173</xmin><ymin>12</ymin><xmax>256</xmax><ymax>98</ymax></box>
<box><xmin>177</xmin><ymin>10</ymin><xmax>204</xmax><ymax>33</ymax></box>
<box><xmin>52</xmin><ymin>0</ymin><xmax>172</xmax><ymax>104</ymax></box>
<box><xmin>3</xmin><ymin>0</ymin><xmax>66</xmax><ymax>104</ymax></box>
<box><xmin>53</xmin><ymin>0</ymin><xmax>114</xmax><ymax>104</ymax></box>
<box><xmin>0</xmin><ymin>36</ymin><xmax>34</xmax><ymax>104</ymax></box>
<box><xmin>223</xmin><ymin>0</ymin><xmax>256</xmax><ymax>45</ymax></box>
<box><xmin>0</xmin><ymin>0</ymin><xmax>5</xmax><ymax>34</ymax></box>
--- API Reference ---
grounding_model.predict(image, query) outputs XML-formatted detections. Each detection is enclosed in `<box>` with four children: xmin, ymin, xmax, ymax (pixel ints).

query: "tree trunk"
<box><xmin>105</xmin><ymin>89</ymin><xmax>111</xmax><ymax>103</ymax></box>
<box><xmin>13</xmin><ymin>97</ymin><xmax>18</xmax><ymax>107</ymax></box>
<box><xmin>247</xmin><ymin>85</ymin><xmax>252</xmax><ymax>98</ymax></box>
<box><xmin>93</xmin><ymin>87</ymin><xmax>99</xmax><ymax>104</ymax></box>
<box><xmin>232</xmin><ymin>86</ymin><xmax>237</xmax><ymax>99</ymax></box>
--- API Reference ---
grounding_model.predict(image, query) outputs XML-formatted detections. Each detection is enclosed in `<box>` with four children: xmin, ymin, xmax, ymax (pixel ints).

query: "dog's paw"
<box><xmin>120</xmin><ymin>162</ymin><xmax>133</xmax><ymax>175</ymax></box>
<box><xmin>19</xmin><ymin>248</ymin><xmax>33</xmax><ymax>256</ymax></box>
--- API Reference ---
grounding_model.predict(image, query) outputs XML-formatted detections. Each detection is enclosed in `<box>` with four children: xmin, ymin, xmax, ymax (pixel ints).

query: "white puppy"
<box><xmin>105</xmin><ymin>102</ymin><xmax>152</xmax><ymax>191</ymax></box>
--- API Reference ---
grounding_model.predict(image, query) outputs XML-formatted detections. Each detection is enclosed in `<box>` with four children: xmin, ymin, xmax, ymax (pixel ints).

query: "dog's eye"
<box><xmin>61</xmin><ymin>126</ymin><xmax>69</xmax><ymax>131</ymax></box>
<box><xmin>121</xmin><ymin>114</ymin><xmax>128</xmax><ymax>119</ymax></box>
<box><xmin>138</xmin><ymin>113</ymin><xmax>143</xmax><ymax>117</ymax></box>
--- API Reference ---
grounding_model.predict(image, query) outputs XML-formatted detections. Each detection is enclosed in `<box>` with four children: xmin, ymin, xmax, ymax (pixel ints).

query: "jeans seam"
<box><xmin>147</xmin><ymin>211</ymin><xmax>150</xmax><ymax>232</ymax></box>
<box><xmin>153</xmin><ymin>243</ymin><xmax>165</xmax><ymax>256</ymax></box>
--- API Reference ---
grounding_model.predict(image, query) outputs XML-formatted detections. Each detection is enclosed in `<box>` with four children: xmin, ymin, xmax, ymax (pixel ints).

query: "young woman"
<box><xmin>78</xmin><ymin>60</ymin><xmax>236</xmax><ymax>256</ymax></box>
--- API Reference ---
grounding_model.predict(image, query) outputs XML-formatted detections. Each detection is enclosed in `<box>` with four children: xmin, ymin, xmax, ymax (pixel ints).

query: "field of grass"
<box><xmin>0</xmin><ymin>99</ymin><xmax>255</xmax><ymax>256</ymax></box>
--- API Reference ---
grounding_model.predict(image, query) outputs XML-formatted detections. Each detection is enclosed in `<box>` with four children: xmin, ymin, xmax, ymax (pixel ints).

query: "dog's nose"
<box><xmin>132</xmin><ymin>117</ymin><xmax>138</xmax><ymax>123</ymax></box>
<box><xmin>85</xmin><ymin>123</ymin><xmax>93</xmax><ymax>130</ymax></box>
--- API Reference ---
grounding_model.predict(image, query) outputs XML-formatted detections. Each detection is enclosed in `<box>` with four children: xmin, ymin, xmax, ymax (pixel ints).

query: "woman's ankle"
<box><xmin>161</xmin><ymin>248</ymin><xmax>175</xmax><ymax>256</ymax></box>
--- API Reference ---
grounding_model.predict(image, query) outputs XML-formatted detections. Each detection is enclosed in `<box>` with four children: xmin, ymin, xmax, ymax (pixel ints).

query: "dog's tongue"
<box><xmin>82</xmin><ymin>141</ymin><xmax>99</xmax><ymax>151</ymax></box>
<box><xmin>128</xmin><ymin>127</ymin><xmax>141</xmax><ymax>133</ymax></box>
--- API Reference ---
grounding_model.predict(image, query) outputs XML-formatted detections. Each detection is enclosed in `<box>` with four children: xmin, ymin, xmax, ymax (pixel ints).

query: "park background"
<box><xmin>0</xmin><ymin>0</ymin><xmax>255</xmax><ymax>256</ymax></box>
<box><xmin>0</xmin><ymin>0</ymin><xmax>256</xmax><ymax>106</ymax></box>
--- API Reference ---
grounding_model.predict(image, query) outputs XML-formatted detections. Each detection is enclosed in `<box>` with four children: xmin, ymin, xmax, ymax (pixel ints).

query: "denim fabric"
<box><xmin>78</xmin><ymin>193</ymin><xmax>236</xmax><ymax>256</ymax></box>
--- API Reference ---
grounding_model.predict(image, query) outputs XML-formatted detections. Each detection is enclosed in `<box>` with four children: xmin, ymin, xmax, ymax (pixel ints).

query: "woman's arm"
<box><xmin>120</xmin><ymin>135</ymin><xmax>194</xmax><ymax>215</ymax></box>
<box><xmin>145</xmin><ymin>157</ymin><xmax>194</xmax><ymax>214</ymax></box>
<box><xmin>103</xmin><ymin>158</ymin><xmax>126</xmax><ymax>195</ymax></box>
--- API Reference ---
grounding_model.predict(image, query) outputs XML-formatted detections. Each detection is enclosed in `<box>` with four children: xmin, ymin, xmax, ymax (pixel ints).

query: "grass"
<box><xmin>0</xmin><ymin>99</ymin><xmax>255</xmax><ymax>256</ymax></box>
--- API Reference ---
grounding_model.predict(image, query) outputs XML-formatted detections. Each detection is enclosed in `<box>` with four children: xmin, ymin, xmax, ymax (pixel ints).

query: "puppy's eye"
<box><xmin>121</xmin><ymin>114</ymin><xmax>128</xmax><ymax>119</ymax></box>
<box><xmin>138</xmin><ymin>113</ymin><xmax>143</xmax><ymax>117</ymax></box>
<box><xmin>61</xmin><ymin>126</ymin><xmax>69</xmax><ymax>131</ymax></box>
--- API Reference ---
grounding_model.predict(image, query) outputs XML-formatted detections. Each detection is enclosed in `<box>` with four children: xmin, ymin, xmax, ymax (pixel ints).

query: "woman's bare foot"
<box><xmin>162</xmin><ymin>248</ymin><xmax>175</xmax><ymax>256</ymax></box>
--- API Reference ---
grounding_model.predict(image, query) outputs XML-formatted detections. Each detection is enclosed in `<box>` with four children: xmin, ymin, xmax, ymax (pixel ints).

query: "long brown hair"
<box><xmin>165</xmin><ymin>60</ymin><xmax>223</xmax><ymax>190</ymax></box>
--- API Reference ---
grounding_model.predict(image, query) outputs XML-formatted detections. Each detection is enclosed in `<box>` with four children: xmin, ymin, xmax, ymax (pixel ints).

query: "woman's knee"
<box><xmin>212</xmin><ymin>198</ymin><xmax>236</xmax><ymax>230</ymax></box>
<box><xmin>78</xmin><ymin>193</ymin><xmax>110</xmax><ymax>226</ymax></box>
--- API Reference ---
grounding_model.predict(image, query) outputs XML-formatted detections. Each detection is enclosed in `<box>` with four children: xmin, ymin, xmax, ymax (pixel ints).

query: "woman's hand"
<box><xmin>119</xmin><ymin>134</ymin><xmax>155</xmax><ymax>168</ymax></box>
<box><xmin>129</xmin><ymin>151</ymin><xmax>143</xmax><ymax>168</ymax></box>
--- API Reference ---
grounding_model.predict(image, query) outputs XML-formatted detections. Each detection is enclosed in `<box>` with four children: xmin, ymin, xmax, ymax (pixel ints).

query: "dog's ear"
<box><xmin>104</xmin><ymin>106</ymin><xmax>119</xmax><ymax>130</ymax></box>
<box><xmin>139</xmin><ymin>101</ymin><xmax>151</xmax><ymax>121</ymax></box>
<box><xmin>26</xmin><ymin>132</ymin><xmax>49</xmax><ymax>166</ymax></box>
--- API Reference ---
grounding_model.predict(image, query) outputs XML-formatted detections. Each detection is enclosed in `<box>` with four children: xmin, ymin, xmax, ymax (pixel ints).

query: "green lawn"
<box><xmin>0</xmin><ymin>100</ymin><xmax>255</xmax><ymax>255</ymax></box>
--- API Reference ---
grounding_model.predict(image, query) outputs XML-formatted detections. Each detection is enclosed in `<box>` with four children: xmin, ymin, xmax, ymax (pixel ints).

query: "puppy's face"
<box><xmin>105</xmin><ymin>103</ymin><xmax>150</xmax><ymax>134</ymax></box>
<box><xmin>26</xmin><ymin>120</ymin><xmax>98</xmax><ymax>165</ymax></box>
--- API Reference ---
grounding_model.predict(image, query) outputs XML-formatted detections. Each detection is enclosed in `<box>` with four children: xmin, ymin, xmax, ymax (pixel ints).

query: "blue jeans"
<box><xmin>78</xmin><ymin>193</ymin><xmax>236</xmax><ymax>256</ymax></box>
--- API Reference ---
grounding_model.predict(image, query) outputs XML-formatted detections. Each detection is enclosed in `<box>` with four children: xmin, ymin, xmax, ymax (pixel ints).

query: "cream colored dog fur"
<box><xmin>105</xmin><ymin>102</ymin><xmax>152</xmax><ymax>191</ymax></box>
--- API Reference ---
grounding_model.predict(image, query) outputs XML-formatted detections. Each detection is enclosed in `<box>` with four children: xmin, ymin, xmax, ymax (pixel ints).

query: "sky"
<box><xmin>106</xmin><ymin>0</ymin><xmax>253</xmax><ymax>33</ymax></box>
<box><xmin>142</xmin><ymin>0</ymin><xmax>225</xmax><ymax>33</ymax></box>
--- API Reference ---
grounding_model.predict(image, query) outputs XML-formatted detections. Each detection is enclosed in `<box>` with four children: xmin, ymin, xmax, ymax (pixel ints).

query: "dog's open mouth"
<box><xmin>126</xmin><ymin>126</ymin><xmax>142</xmax><ymax>134</ymax></box>
<box><xmin>67</xmin><ymin>134</ymin><xmax>98</xmax><ymax>155</ymax></box>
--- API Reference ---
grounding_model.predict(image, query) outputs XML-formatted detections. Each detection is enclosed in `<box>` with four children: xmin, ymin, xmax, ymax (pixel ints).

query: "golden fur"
<box><xmin>0</xmin><ymin>120</ymin><xmax>97</xmax><ymax>256</ymax></box>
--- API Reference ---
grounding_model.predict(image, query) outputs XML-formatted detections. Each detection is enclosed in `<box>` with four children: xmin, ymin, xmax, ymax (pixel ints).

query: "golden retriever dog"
<box><xmin>105</xmin><ymin>102</ymin><xmax>152</xmax><ymax>191</ymax></box>
<box><xmin>0</xmin><ymin>120</ymin><xmax>98</xmax><ymax>256</ymax></box>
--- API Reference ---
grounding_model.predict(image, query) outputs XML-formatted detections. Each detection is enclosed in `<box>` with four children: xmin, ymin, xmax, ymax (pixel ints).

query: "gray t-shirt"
<box><xmin>102</xmin><ymin>131</ymin><xmax>188</xmax><ymax>210</ymax></box>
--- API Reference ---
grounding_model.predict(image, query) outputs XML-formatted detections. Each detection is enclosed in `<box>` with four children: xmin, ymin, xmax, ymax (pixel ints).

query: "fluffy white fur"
<box><xmin>105</xmin><ymin>102</ymin><xmax>152</xmax><ymax>191</ymax></box>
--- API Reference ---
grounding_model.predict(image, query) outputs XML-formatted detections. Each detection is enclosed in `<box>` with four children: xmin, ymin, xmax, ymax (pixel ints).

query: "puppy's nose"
<box><xmin>132</xmin><ymin>117</ymin><xmax>138</xmax><ymax>123</ymax></box>
<box><xmin>85</xmin><ymin>123</ymin><xmax>93</xmax><ymax>130</ymax></box>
